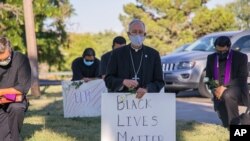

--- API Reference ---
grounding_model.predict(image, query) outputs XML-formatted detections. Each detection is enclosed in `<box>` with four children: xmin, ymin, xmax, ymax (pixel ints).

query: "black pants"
<box><xmin>0</xmin><ymin>101</ymin><xmax>27</xmax><ymax>141</ymax></box>
<box><xmin>214</xmin><ymin>87</ymin><xmax>241</xmax><ymax>127</ymax></box>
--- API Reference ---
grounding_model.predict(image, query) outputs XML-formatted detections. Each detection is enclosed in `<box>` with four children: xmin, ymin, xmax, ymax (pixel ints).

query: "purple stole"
<box><xmin>213</xmin><ymin>50</ymin><xmax>233</xmax><ymax>85</ymax></box>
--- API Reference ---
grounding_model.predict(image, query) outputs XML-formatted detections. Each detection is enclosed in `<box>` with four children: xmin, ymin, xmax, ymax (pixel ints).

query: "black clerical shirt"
<box><xmin>71</xmin><ymin>57</ymin><xmax>100</xmax><ymax>81</ymax></box>
<box><xmin>100</xmin><ymin>51</ymin><xmax>112</xmax><ymax>76</ymax></box>
<box><xmin>129</xmin><ymin>47</ymin><xmax>144</xmax><ymax>87</ymax></box>
<box><xmin>105</xmin><ymin>44</ymin><xmax>164</xmax><ymax>92</ymax></box>
<box><xmin>0</xmin><ymin>51</ymin><xmax>31</xmax><ymax>95</ymax></box>
<box><xmin>219</xmin><ymin>59</ymin><xmax>226</xmax><ymax>85</ymax></box>
<box><xmin>206</xmin><ymin>50</ymin><xmax>249</xmax><ymax>106</ymax></box>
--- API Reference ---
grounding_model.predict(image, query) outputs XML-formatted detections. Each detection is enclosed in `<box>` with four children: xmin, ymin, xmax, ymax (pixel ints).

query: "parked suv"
<box><xmin>161</xmin><ymin>30</ymin><xmax>250</xmax><ymax>97</ymax></box>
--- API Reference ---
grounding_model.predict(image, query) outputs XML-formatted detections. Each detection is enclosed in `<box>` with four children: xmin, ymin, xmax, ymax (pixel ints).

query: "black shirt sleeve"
<box><xmin>104</xmin><ymin>50</ymin><xmax>124</xmax><ymax>92</ymax></box>
<box><xmin>227</xmin><ymin>52</ymin><xmax>248</xmax><ymax>87</ymax></box>
<box><xmin>14</xmin><ymin>55</ymin><xmax>31</xmax><ymax>95</ymax></box>
<box><xmin>100</xmin><ymin>55</ymin><xmax>106</xmax><ymax>76</ymax></box>
<box><xmin>146</xmin><ymin>51</ymin><xmax>165</xmax><ymax>92</ymax></box>
<box><xmin>94</xmin><ymin>59</ymin><xmax>101</xmax><ymax>78</ymax></box>
<box><xmin>100</xmin><ymin>52</ymin><xmax>111</xmax><ymax>77</ymax></box>
<box><xmin>71</xmin><ymin>59</ymin><xmax>84</xmax><ymax>81</ymax></box>
<box><xmin>206</xmin><ymin>54</ymin><xmax>213</xmax><ymax>79</ymax></box>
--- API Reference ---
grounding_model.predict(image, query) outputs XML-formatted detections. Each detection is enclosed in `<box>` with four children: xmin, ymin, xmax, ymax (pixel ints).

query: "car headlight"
<box><xmin>177</xmin><ymin>61</ymin><xmax>195</xmax><ymax>70</ymax></box>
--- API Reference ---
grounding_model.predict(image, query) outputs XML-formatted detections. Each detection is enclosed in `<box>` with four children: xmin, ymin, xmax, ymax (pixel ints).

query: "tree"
<box><xmin>192</xmin><ymin>7</ymin><xmax>237</xmax><ymax>37</ymax></box>
<box><xmin>62</xmin><ymin>31</ymin><xmax>118</xmax><ymax>71</ymax></box>
<box><xmin>23</xmin><ymin>0</ymin><xmax>40</xmax><ymax>96</ymax></box>
<box><xmin>0</xmin><ymin>2</ymin><xmax>25</xmax><ymax>52</ymax></box>
<box><xmin>228</xmin><ymin>0</ymin><xmax>250</xmax><ymax>29</ymax></box>
<box><xmin>0</xmin><ymin>0</ymin><xmax>74</xmax><ymax>70</ymax></box>
<box><xmin>120</xmin><ymin>0</ymin><xmax>237</xmax><ymax>53</ymax></box>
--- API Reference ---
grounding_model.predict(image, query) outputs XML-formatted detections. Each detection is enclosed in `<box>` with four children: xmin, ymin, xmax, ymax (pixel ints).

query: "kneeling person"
<box><xmin>0</xmin><ymin>37</ymin><xmax>31</xmax><ymax>141</ymax></box>
<box><xmin>205</xmin><ymin>36</ymin><xmax>249</xmax><ymax>127</ymax></box>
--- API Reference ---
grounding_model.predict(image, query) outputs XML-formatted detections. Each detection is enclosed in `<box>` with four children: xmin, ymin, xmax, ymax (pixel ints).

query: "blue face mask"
<box><xmin>83</xmin><ymin>59</ymin><xmax>94</xmax><ymax>66</ymax></box>
<box><xmin>129</xmin><ymin>35</ymin><xmax>145</xmax><ymax>47</ymax></box>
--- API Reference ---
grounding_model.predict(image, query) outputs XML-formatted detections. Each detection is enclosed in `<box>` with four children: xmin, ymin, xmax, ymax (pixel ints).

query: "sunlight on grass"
<box><xmin>177</xmin><ymin>121</ymin><xmax>229</xmax><ymax>141</ymax></box>
<box><xmin>26</xmin><ymin>129</ymin><xmax>76</xmax><ymax>141</ymax></box>
<box><xmin>41</xmin><ymin>86</ymin><xmax>62</xmax><ymax>94</ymax></box>
<box><xmin>28</xmin><ymin>98</ymin><xmax>58</xmax><ymax>110</ymax></box>
<box><xmin>24</xmin><ymin>116</ymin><xmax>45</xmax><ymax>125</ymax></box>
<box><xmin>22</xmin><ymin>86</ymin><xmax>229</xmax><ymax>141</ymax></box>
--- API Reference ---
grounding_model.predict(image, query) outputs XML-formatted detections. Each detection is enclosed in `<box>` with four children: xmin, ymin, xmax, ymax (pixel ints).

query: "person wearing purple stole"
<box><xmin>104</xmin><ymin>19</ymin><xmax>164</xmax><ymax>99</ymax></box>
<box><xmin>0</xmin><ymin>37</ymin><xmax>31</xmax><ymax>141</ymax></box>
<box><xmin>205</xmin><ymin>36</ymin><xmax>249</xmax><ymax>128</ymax></box>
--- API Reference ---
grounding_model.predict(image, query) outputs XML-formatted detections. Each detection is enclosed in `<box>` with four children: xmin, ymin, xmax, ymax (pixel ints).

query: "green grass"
<box><xmin>177</xmin><ymin>121</ymin><xmax>229</xmax><ymax>141</ymax></box>
<box><xmin>21</xmin><ymin>86</ymin><xmax>229</xmax><ymax>141</ymax></box>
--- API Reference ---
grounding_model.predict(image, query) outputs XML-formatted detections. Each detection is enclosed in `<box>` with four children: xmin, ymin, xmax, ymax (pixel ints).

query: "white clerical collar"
<box><xmin>130</xmin><ymin>45</ymin><xmax>142</xmax><ymax>52</ymax></box>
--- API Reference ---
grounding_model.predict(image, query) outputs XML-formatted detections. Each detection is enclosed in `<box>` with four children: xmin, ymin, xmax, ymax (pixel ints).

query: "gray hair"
<box><xmin>0</xmin><ymin>37</ymin><xmax>11</xmax><ymax>53</ymax></box>
<box><xmin>128</xmin><ymin>19</ymin><xmax>146</xmax><ymax>32</ymax></box>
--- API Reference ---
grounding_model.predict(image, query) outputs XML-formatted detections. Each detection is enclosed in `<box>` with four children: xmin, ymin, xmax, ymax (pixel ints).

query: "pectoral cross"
<box><xmin>132</xmin><ymin>75</ymin><xmax>140</xmax><ymax>81</ymax></box>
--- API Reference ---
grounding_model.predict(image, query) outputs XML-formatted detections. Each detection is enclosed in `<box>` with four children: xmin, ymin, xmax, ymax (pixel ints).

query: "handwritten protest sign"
<box><xmin>101</xmin><ymin>93</ymin><xmax>176</xmax><ymax>141</ymax></box>
<box><xmin>62</xmin><ymin>79</ymin><xmax>107</xmax><ymax>118</ymax></box>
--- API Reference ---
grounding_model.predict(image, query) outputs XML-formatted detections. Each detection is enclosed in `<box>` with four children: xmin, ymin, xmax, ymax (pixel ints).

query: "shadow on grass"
<box><xmin>21</xmin><ymin>123</ymin><xmax>43</xmax><ymax>139</ymax></box>
<box><xmin>176</xmin><ymin>120</ymin><xmax>197</xmax><ymax>141</ymax></box>
<box><xmin>23</xmin><ymin>89</ymin><xmax>222</xmax><ymax>141</ymax></box>
<box><xmin>22</xmin><ymin>97</ymin><xmax>201</xmax><ymax>141</ymax></box>
<box><xmin>22</xmin><ymin>98</ymin><xmax>101</xmax><ymax>141</ymax></box>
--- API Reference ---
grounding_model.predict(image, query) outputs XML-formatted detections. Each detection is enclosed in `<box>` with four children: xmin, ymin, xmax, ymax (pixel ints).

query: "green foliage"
<box><xmin>0</xmin><ymin>0</ymin><xmax>74</xmax><ymax>70</ymax></box>
<box><xmin>192</xmin><ymin>7</ymin><xmax>237</xmax><ymax>37</ymax></box>
<box><xmin>0</xmin><ymin>1</ymin><xmax>25</xmax><ymax>52</ymax></box>
<box><xmin>120</xmin><ymin>0</ymin><xmax>237</xmax><ymax>54</ymax></box>
<box><xmin>61</xmin><ymin>31</ymin><xmax>119</xmax><ymax>71</ymax></box>
<box><xmin>228</xmin><ymin>0</ymin><xmax>250</xmax><ymax>29</ymax></box>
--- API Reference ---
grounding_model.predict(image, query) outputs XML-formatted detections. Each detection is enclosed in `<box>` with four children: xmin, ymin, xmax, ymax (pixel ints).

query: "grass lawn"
<box><xmin>21</xmin><ymin>86</ymin><xmax>229</xmax><ymax>141</ymax></box>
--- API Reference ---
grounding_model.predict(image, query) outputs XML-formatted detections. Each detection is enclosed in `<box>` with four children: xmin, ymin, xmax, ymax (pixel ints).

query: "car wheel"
<box><xmin>198</xmin><ymin>71</ymin><xmax>212</xmax><ymax>98</ymax></box>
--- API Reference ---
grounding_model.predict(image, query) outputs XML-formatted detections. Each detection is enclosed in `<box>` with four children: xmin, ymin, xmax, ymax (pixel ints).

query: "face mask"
<box><xmin>0</xmin><ymin>56</ymin><xmax>11</xmax><ymax>66</ymax></box>
<box><xmin>217</xmin><ymin>51</ymin><xmax>229</xmax><ymax>60</ymax></box>
<box><xmin>83</xmin><ymin>59</ymin><xmax>94</xmax><ymax>66</ymax></box>
<box><xmin>129</xmin><ymin>35</ymin><xmax>145</xmax><ymax>46</ymax></box>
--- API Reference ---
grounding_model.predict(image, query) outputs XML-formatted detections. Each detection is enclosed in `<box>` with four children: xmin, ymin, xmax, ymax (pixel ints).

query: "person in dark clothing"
<box><xmin>205</xmin><ymin>36</ymin><xmax>249</xmax><ymax>127</ymax></box>
<box><xmin>104</xmin><ymin>19</ymin><xmax>164</xmax><ymax>99</ymax></box>
<box><xmin>71</xmin><ymin>47</ymin><xmax>100</xmax><ymax>81</ymax></box>
<box><xmin>0</xmin><ymin>37</ymin><xmax>31</xmax><ymax>141</ymax></box>
<box><xmin>100</xmin><ymin>36</ymin><xmax>126</xmax><ymax>78</ymax></box>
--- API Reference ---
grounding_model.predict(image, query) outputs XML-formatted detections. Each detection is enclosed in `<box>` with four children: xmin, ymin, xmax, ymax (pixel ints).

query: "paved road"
<box><xmin>176</xmin><ymin>90</ymin><xmax>247</xmax><ymax>125</ymax></box>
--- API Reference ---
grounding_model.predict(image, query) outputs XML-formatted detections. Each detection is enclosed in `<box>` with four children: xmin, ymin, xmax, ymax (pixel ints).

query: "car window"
<box><xmin>184</xmin><ymin>36</ymin><xmax>217</xmax><ymax>52</ymax></box>
<box><xmin>173</xmin><ymin>44</ymin><xmax>190</xmax><ymax>53</ymax></box>
<box><xmin>232</xmin><ymin>35</ymin><xmax>250</xmax><ymax>51</ymax></box>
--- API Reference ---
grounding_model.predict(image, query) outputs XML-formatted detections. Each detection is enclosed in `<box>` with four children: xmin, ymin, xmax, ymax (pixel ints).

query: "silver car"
<box><xmin>172</xmin><ymin>43</ymin><xmax>190</xmax><ymax>53</ymax></box>
<box><xmin>161</xmin><ymin>30</ymin><xmax>250</xmax><ymax>97</ymax></box>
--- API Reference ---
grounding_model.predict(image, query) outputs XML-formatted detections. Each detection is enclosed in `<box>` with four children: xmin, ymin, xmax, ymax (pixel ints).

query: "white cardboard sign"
<box><xmin>101</xmin><ymin>93</ymin><xmax>176</xmax><ymax>141</ymax></box>
<box><xmin>62</xmin><ymin>79</ymin><xmax>107</xmax><ymax>117</ymax></box>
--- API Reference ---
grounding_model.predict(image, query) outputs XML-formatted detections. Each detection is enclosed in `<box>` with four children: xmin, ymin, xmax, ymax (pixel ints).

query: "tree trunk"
<box><xmin>23</xmin><ymin>0</ymin><xmax>41</xmax><ymax>97</ymax></box>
